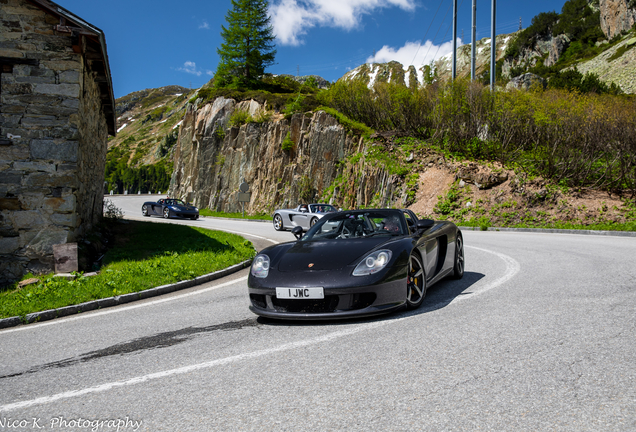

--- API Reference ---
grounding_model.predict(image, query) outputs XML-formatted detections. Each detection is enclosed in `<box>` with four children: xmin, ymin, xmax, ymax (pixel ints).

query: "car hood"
<box><xmin>276</xmin><ymin>238</ymin><xmax>393</xmax><ymax>272</ymax></box>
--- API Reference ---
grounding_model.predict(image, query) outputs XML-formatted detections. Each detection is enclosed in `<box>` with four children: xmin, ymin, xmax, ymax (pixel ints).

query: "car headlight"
<box><xmin>251</xmin><ymin>254</ymin><xmax>270</xmax><ymax>278</ymax></box>
<box><xmin>352</xmin><ymin>250</ymin><xmax>392</xmax><ymax>276</ymax></box>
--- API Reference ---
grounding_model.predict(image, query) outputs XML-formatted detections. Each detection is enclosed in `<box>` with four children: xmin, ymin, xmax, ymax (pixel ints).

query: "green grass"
<box><xmin>199</xmin><ymin>209</ymin><xmax>271</xmax><ymax>220</ymax></box>
<box><xmin>457</xmin><ymin>218</ymin><xmax>636</xmax><ymax>232</ymax></box>
<box><xmin>0</xmin><ymin>221</ymin><xmax>256</xmax><ymax>320</ymax></box>
<box><xmin>315</xmin><ymin>106</ymin><xmax>375</xmax><ymax>138</ymax></box>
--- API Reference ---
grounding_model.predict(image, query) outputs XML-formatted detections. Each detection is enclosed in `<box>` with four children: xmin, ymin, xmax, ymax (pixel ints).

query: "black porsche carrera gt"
<box><xmin>248</xmin><ymin>209</ymin><xmax>464</xmax><ymax>320</ymax></box>
<box><xmin>141</xmin><ymin>198</ymin><xmax>199</xmax><ymax>220</ymax></box>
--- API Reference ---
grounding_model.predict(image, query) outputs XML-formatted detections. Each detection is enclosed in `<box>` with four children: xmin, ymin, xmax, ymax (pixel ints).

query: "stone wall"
<box><xmin>0</xmin><ymin>0</ymin><xmax>110</xmax><ymax>285</ymax></box>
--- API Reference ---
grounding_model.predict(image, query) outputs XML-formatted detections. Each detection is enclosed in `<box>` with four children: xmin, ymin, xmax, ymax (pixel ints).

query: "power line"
<box><xmin>409</xmin><ymin>0</ymin><xmax>445</xmax><ymax>66</ymax></box>
<box><xmin>431</xmin><ymin>0</ymin><xmax>465</xmax><ymax>65</ymax></box>
<box><xmin>420</xmin><ymin>0</ymin><xmax>453</xmax><ymax>66</ymax></box>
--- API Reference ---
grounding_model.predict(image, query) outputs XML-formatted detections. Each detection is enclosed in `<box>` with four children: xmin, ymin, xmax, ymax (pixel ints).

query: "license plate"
<box><xmin>276</xmin><ymin>287</ymin><xmax>324</xmax><ymax>299</ymax></box>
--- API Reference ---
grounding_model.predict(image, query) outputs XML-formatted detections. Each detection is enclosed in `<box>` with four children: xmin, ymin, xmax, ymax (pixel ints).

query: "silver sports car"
<box><xmin>273</xmin><ymin>203</ymin><xmax>337</xmax><ymax>231</ymax></box>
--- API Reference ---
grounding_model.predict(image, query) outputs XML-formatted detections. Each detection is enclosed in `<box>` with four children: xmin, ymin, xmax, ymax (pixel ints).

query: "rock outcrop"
<box><xmin>572</xmin><ymin>36</ymin><xmax>636</xmax><ymax>93</ymax></box>
<box><xmin>170</xmin><ymin>98</ymin><xmax>359</xmax><ymax>213</ymax></box>
<box><xmin>600</xmin><ymin>0</ymin><xmax>636</xmax><ymax>39</ymax></box>
<box><xmin>545</xmin><ymin>34</ymin><xmax>571</xmax><ymax>67</ymax></box>
<box><xmin>506</xmin><ymin>73</ymin><xmax>547</xmax><ymax>91</ymax></box>
<box><xmin>169</xmin><ymin>97</ymin><xmax>420</xmax><ymax>213</ymax></box>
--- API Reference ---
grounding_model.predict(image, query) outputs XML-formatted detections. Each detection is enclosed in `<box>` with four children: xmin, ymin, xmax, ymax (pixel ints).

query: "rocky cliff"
<box><xmin>168</xmin><ymin>95</ymin><xmax>425</xmax><ymax>213</ymax></box>
<box><xmin>600</xmin><ymin>0</ymin><xmax>636</xmax><ymax>38</ymax></box>
<box><xmin>170</xmin><ymin>98</ymin><xmax>376</xmax><ymax>213</ymax></box>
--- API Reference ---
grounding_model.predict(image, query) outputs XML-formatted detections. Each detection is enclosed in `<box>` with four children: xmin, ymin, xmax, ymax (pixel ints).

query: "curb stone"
<box><xmin>459</xmin><ymin>226</ymin><xmax>636</xmax><ymax>237</ymax></box>
<box><xmin>0</xmin><ymin>259</ymin><xmax>252</xmax><ymax>330</ymax></box>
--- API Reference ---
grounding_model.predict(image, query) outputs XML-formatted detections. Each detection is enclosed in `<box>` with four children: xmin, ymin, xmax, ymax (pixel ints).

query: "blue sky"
<box><xmin>55</xmin><ymin>0</ymin><xmax>568</xmax><ymax>98</ymax></box>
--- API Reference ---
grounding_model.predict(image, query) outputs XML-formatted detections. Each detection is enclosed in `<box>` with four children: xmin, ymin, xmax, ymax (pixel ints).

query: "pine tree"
<box><xmin>215</xmin><ymin>0</ymin><xmax>276</xmax><ymax>89</ymax></box>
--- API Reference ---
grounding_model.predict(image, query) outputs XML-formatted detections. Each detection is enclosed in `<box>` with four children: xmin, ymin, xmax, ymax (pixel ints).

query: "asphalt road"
<box><xmin>1</xmin><ymin>195</ymin><xmax>635</xmax><ymax>431</ymax></box>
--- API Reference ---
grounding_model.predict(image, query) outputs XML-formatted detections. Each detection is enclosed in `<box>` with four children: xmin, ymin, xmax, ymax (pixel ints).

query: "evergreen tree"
<box><xmin>215</xmin><ymin>0</ymin><xmax>276</xmax><ymax>89</ymax></box>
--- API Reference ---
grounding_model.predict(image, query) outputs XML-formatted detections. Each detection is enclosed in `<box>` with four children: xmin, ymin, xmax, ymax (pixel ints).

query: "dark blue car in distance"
<box><xmin>141</xmin><ymin>198</ymin><xmax>199</xmax><ymax>220</ymax></box>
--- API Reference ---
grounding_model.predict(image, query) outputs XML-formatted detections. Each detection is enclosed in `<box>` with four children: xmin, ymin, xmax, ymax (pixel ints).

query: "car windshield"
<box><xmin>309</xmin><ymin>204</ymin><xmax>337</xmax><ymax>213</ymax></box>
<box><xmin>166</xmin><ymin>199</ymin><xmax>185</xmax><ymax>206</ymax></box>
<box><xmin>301</xmin><ymin>211</ymin><xmax>406</xmax><ymax>241</ymax></box>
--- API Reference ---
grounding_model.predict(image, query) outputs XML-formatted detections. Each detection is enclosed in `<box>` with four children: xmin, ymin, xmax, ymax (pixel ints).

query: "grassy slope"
<box><xmin>0</xmin><ymin>221</ymin><xmax>256</xmax><ymax>319</ymax></box>
<box><xmin>109</xmin><ymin>86</ymin><xmax>196</xmax><ymax>167</ymax></box>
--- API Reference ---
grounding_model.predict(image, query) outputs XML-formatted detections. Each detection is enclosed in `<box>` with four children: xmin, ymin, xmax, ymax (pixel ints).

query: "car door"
<box><xmin>153</xmin><ymin>199</ymin><xmax>164</xmax><ymax>215</ymax></box>
<box><xmin>291</xmin><ymin>206</ymin><xmax>309</xmax><ymax>229</ymax></box>
<box><xmin>405</xmin><ymin>210</ymin><xmax>438</xmax><ymax>281</ymax></box>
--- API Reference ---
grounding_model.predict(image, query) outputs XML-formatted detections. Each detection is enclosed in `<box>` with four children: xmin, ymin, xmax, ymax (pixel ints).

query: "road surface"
<box><xmin>1</xmin><ymin>195</ymin><xmax>634</xmax><ymax>431</ymax></box>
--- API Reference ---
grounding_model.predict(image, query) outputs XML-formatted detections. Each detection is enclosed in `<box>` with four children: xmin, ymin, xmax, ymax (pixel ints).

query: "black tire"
<box><xmin>142</xmin><ymin>205</ymin><xmax>150</xmax><ymax>217</ymax></box>
<box><xmin>406</xmin><ymin>252</ymin><xmax>426</xmax><ymax>310</ymax></box>
<box><xmin>451</xmin><ymin>233</ymin><xmax>465</xmax><ymax>280</ymax></box>
<box><xmin>273</xmin><ymin>214</ymin><xmax>283</xmax><ymax>231</ymax></box>
<box><xmin>163</xmin><ymin>207</ymin><xmax>170</xmax><ymax>219</ymax></box>
<box><xmin>310</xmin><ymin>217</ymin><xmax>318</xmax><ymax>227</ymax></box>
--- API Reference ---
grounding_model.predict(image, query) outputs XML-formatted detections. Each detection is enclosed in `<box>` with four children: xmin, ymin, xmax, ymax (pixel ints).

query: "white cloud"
<box><xmin>199</xmin><ymin>21</ymin><xmax>210</xmax><ymax>30</ymax></box>
<box><xmin>178</xmin><ymin>61</ymin><xmax>203</xmax><ymax>76</ymax></box>
<box><xmin>366</xmin><ymin>39</ymin><xmax>459</xmax><ymax>67</ymax></box>
<box><xmin>270</xmin><ymin>0</ymin><xmax>416</xmax><ymax>46</ymax></box>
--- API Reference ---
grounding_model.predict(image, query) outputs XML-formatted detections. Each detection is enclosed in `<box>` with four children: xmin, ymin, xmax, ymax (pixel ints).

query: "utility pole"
<box><xmin>471</xmin><ymin>0</ymin><xmax>477</xmax><ymax>80</ymax></box>
<box><xmin>490</xmin><ymin>0</ymin><xmax>496</xmax><ymax>90</ymax></box>
<box><xmin>519</xmin><ymin>17</ymin><xmax>522</xmax><ymax>31</ymax></box>
<box><xmin>452</xmin><ymin>0</ymin><xmax>457</xmax><ymax>80</ymax></box>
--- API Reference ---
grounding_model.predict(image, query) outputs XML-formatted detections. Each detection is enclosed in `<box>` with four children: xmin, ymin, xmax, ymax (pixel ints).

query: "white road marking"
<box><xmin>0</xmin><ymin>277</ymin><xmax>248</xmax><ymax>335</ymax></box>
<box><xmin>453</xmin><ymin>245</ymin><xmax>521</xmax><ymax>302</ymax></box>
<box><xmin>1</xmin><ymin>217</ymin><xmax>278</xmax><ymax>335</ymax></box>
<box><xmin>0</xmin><ymin>246</ymin><xmax>520</xmax><ymax>411</ymax></box>
<box><xmin>125</xmin><ymin>215</ymin><xmax>279</xmax><ymax>244</ymax></box>
<box><xmin>211</xmin><ymin>227</ymin><xmax>277</xmax><ymax>244</ymax></box>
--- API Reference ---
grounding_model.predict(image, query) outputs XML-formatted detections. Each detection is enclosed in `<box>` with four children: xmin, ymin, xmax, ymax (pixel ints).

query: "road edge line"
<box><xmin>0</xmin><ymin>260</ymin><xmax>252</xmax><ymax>330</ymax></box>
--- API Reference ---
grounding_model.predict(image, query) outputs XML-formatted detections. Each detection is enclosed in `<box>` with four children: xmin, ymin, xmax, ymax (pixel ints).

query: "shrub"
<box><xmin>283</xmin><ymin>94</ymin><xmax>305</xmax><ymax>119</ymax></box>
<box><xmin>318</xmin><ymin>78</ymin><xmax>636</xmax><ymax>196</ymax></box>
<box><xmin>157</xmin><ymin>130</ymin><xmax>178</xmax><ymax>157</ymax></box>
<box><xmin>298</xmin><ymin>176</ymin><xmax>314</xmax><ymax>202</ymax></box>
<box><xmin>103</xmin><ymin>199</ymin><xmax>123</xmax><ymax>220</ymax></box>
<box><xmin>214</xmin><ymin>126</ymin><xmax>226</xmax><ymax>141</ymax></box>
<box><xmin>316</xmin><ymin>106</ymin><xmax>374</xmax><ymax>137</ymax></box>
<box><xmin>253</xmin><ymin>109</ymin><xmax>273</xmax><ymax>124</ymax></box>
<box><xmin>229</xmin><ymin>108</ymin><xmax>252</xmax><ymax>127</ymax></box>
<box><xmin>281</xmin><ymin>132</ymin><xmax>294</xmax><ymax>152</ymax></box>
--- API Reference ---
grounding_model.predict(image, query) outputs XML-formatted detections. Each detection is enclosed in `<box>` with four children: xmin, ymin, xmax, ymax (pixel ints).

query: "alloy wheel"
<box><xmin>406</xmin><ymin>253</ymin><xmax>426</xmax><ymax>309</ymax></box>
<box><xmin>273</xmin><ymin>214</ymin><xmax>283</xmax><ymax>231</ymax></box>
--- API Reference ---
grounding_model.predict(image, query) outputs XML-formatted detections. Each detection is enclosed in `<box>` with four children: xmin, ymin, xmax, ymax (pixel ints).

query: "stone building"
<box><xmin>0</xmin><ymin>0</ymin><xmax>115</xmax><ymax>284</ymax></box>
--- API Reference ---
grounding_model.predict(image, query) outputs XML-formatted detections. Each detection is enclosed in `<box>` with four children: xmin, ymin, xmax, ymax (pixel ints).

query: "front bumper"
<box><xmin>247</xmin><ymin>266</ymin><xmax>407</xmax><ymax>320</ymax></box>
<box><xmin>172</xmin><ymin>210</ymin><xmax>199</xmax><ymax>219</ymax></box>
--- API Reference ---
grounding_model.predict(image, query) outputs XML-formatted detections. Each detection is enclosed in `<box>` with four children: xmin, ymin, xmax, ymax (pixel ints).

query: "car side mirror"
<box><xmin>416</xmin><ymin>219</ymin><xmax>435</xmax><ymax>230</ymax></box>
<box><xmin>291</xmin><ymin>226</ymin><xmax>303</xmax><ymax>240</ymax></box>
<box><xmin>300</xmin><ymin>208</ymin><xmax>308</xmax><ymax>213</ymax></box>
